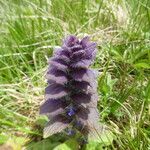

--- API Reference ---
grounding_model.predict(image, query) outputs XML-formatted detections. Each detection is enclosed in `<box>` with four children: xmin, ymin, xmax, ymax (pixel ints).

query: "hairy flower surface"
<box><xmin>40</xmin><ymin>35</ymin><xmax>100</xmax><ymax>138</ymax></box>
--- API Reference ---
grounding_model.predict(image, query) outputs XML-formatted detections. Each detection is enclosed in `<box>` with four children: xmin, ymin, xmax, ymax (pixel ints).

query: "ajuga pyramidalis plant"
<box><xmin>40</xmin><ymin>35</ymin><xmax>101</xmax><ymax>140</ymax></box>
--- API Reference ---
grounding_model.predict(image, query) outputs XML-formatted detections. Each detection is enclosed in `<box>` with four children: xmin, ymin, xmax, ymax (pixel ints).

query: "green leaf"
<box><xmin>134</xmin><ymin>62</ymin><xmax>150</xmax><ymax>69</ymax></box>
<box><xmin>110</xmin><ymin>86</ymin><xmax>134</xmax><ymax>113</ymax></box>
<box><xmin>0</xmin><ymin>134</ymin><xmax>8</xmax><ymax>145</ymax></box>
<box><xmin>84</xmin><ymin>130</ymin><xmax>114</xmax><ymax>150</ymax></box>
<box><xmin>85</xmin><ymin>141</ymin><xmax>103</xmax><ymax>150</ymax></box>
<box><xmin>88</xmin><ymin>130</ymin><xmax>114</xmax><ymax>146</ymax></box>
<box><xmin>53</xmin><ymin>139</ymin><xmax>79</xmax><ymax>150</ymax></box>
<box><xmin>26</xmin><ymin>138</ymin><xmax>61</xmax><ymax>150</ymax></box>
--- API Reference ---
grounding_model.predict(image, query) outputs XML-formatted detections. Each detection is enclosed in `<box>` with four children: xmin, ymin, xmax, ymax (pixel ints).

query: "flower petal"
<box><xmin>45</xmin><ymin>83</ymin><xmax>68</xmax><ymax>99</ymax></box>
<box><xmin>71</xmin><ymin>68</ymin><xmax>87</xmax><ymax>81</ymax></box>
<box><xmin>49</xmin><ymin>59</ymin><xmax>68</xmax><ymax>71</ymax></box>
<box><xmin>71</xmin><ymin>92</ymin><xmax>92</xmax><ymax>105</ymax></box>
<box><xmin>40</xmin><ymin>98</ymin><xmax>67</xmax><ymax>115</ymax></box>
<box><xmin>85</xmin><ymin>42</ymin><xmax>97</xmax><ymax>59</ymax></box>
<box><xmin>71</xmin><ymin>80</ymin><xmax>89</xmax><ymax>91</ymax></box>
<box><xmin>77</xmin><ymin>107</ymin><xmax>99</xmax><ymax>128</ymax></box>
<box><xmin>71</xmin><ymin>50</ymin><xmax>85</xmax><ymax>61</ymax></box>
<box><xmin>71</xmin><ymin>59</ymin><xmax>91</xmax><ymax>68</ymax></box>
<box><xmin>43</xmin><ymin>115</ymin><xmax>70</xmax><ymax>138</ymax></box>
<box><xmin>46</xmin><ymin>74</ymin><xmax>68</xmax><ymax>85</ymax></box>
<box><xmin>63</xmin><ymin>35</ymin><xmax>79</xmax><ymax>47</ymax></box>
<box><xmin>80</xmin><ymin>36</ymin><xmax>90</xmax><ymax>48</ymax></box>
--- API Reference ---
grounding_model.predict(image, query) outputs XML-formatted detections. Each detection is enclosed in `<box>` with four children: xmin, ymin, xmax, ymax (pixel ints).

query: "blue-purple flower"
<box><xmin>40</xmin><ymin>35</ymin><xmax>100</xmax><ymax>139</ymax></box>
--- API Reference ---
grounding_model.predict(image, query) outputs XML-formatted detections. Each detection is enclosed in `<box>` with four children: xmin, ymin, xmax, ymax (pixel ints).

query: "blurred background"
<box><xmin>0</xmin><ymin>0</ymin><xmax>149</xmax><ymax>149</ymax></box>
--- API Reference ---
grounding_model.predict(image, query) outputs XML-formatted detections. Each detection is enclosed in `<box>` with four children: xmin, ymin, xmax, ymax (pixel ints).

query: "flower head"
<box><xmin>40</xmin><ymin>35</ymin><xmax>100</xmax><ymax>139</ymax></box>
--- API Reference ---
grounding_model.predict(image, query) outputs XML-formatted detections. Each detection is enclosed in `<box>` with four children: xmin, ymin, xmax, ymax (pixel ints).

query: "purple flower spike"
<box><xmin>40</xmin><ymin>35</ymin><xmax>100</xmax><ymax>139</ymax></box>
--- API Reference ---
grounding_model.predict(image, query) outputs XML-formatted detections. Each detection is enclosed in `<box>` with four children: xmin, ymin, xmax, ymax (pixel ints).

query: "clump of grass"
<box><xmin>0</xmin><ymin>0</ymin><xmax>149</xmax><ymax>149</ymax></box>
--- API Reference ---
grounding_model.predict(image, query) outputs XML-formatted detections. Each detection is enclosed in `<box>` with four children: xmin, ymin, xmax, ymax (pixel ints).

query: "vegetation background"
<box><xmin>0</xmin><ymin>0</ymin><xmax>149</xmax><ymax>149</ymax></box>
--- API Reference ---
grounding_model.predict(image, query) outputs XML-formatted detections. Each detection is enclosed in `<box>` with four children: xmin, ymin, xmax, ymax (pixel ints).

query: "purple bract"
<box><xmin>40</xmin><ymin>35</ymin><xmax>100</xmax><ymax>138</ymax></box>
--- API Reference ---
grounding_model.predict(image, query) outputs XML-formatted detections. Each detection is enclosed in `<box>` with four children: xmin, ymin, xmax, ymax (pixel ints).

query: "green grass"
<box><xmin>0</xmin><ymin>0</ymin><xmax>150</xmax><ymax>149</ymax></box>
